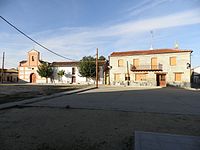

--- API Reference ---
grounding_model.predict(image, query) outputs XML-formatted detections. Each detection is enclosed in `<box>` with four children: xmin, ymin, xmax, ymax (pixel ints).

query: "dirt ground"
<box><xmin>0</xmin><ymin>84</ymin><xmax>88</xmax><ymax>104</ymax></box>
<box><xmin>0</xmin><ymin>107</ymin><xmax>200</xmax><ymax>150</ymax></box>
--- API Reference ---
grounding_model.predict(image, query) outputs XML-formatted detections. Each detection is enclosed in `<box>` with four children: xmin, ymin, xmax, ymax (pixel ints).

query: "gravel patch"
<box><xmin>0</xmin><ymin>107</ymin><xmax>200</xmax><ymax>150</ymax></box>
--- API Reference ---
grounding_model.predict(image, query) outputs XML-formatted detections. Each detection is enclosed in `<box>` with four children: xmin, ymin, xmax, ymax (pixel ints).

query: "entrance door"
<box><xmin>30</xmin><ymin>73</ymin><xmax>36</xmax><ymax>83</ymax></box>
<box><xmin>156</xmin><ymin>74</ymin><xmax>166</xmax><ymax>87</ymax></box>
<box><xmin>72</xmin><ymin>76</ymin><xmax>76</xmax><ymax>83</ymax></box>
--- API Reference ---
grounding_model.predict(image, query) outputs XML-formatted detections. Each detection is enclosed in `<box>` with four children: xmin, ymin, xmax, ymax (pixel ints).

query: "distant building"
<box><xmin>192</xmin><ymin>66</ymin><xmax>200</xmax><ymax>85</ymax></box>
<box><xmin>109</xmin><ymin>48</ymin><xmax>192</xmax><ymax>87</ymax></box>
<box><xmin>18</xmin><ymin>49</ymin><xmax>47</xmax><ymax>83</ymax></box>
<box><xmin>18</xmin><ymin>49</ymin><xmax>105</xmax><ymax>84</ymax></box>
<box><xmin>0</xmin><ymin>68</ymin><xmax>18</xmax><ymax>83</ymax></box>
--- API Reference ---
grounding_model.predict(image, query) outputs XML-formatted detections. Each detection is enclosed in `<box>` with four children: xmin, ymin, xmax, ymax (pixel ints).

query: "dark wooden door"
<box><xmin>157</xmin><ymin>74</ymin><xmax>166</xmax><ymax>87</ymax></box>
<box><xmin>30</xmin><ymin>73</ymin><xmax>36</xmax><ymax>83</ymax></box>
<box><xmin>72</xmin><ymin>76</ymin><xmax>76</xmax><ymax>83</ymax></box>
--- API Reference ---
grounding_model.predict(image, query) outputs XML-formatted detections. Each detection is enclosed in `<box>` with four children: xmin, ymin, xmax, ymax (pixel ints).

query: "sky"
<box><xmin>0</xmin><ymin>0</ymin><xmax>200</xmax><ymax>69</ymax></box>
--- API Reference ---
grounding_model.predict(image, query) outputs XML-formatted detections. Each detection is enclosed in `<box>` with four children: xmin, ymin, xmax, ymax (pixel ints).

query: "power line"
<box><xmin>0</xmin><ymin>16</ymin><xmax>75</xmax><ymax>60</ymax></box>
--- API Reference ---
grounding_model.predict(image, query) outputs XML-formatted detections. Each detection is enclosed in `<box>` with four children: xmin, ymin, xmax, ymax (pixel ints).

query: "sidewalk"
<box><xmin>0</xmin><ymin>86</ymin><xmax>96</xmax><ymax>110</ymax></box>
<box><xmin>135</xmin><ymin>131</ymin><xmax>200</xmax><ymax>150</ymax></box>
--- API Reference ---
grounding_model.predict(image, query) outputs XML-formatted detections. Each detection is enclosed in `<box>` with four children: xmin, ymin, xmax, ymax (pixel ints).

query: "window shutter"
<box><xmin>114</xmin><ymin>74</ymin><xmax>120</xmax><ymax>81</ymax></box>
<box><xmin>133</xmin><ymin>59</ymin><xmax>139</xmax><ymax>69</ymax></box>
<box><xmin>151</xmin><ymin>57</ymin><xmax>157</xmax><ymax>69</ymax></box>
<box><xmin>118</xmin><ymin>60</ymin><xmax>124</xmax><ymax>67</ymax></box>
<box><xmin>170</xmin><ymin>57</ymin><xmax>176</xmax><ymax>66</ymax></box>
<box><xmin>175</xmin><ymin>73</ymin><xmax>182</xmax><ymax>81</ymax></box>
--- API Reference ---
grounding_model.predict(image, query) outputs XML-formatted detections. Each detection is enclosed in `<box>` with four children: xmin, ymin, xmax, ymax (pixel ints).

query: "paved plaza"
<box><xmin>25</xmin><ymin>86</ymin><xmax>200</xmax><ymax>115</ymax></box>
<box><xmin>0</xmin><ymin>86</ymin><xmax>200</xmax><ymax>150</ymax></box>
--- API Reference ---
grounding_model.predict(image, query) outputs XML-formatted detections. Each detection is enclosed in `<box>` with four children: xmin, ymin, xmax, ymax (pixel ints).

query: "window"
<box><xmin>32</xmin><ymin>56</ymin><xmax>34</xmax><ymax>61</ymax></box>
<box><xmin>72</xmin><ymin>68</ymin><xmax>75</xmax><ymax>75</ymax></box>
<box><xmin>135</xmin><ymin>73</ymin><xmax>147</xmax><ymax>81</ymax></box>
<box><xmin>151</xmin><ymin>57</ymin><xmax>157</xmax><ymax>69</ymax></box>
<box><xmin>133</xmin><ymin>59</ymin><xmax>139</xmax><ymax>69</ymax></box>
<box><xmin>118</xmin><ymin>59</ymin><xmax>124</xmax><ymax>67</ymax></box>
<box><xmin>170</xmin><ymin>57</ymin><xmax>176</xmax><ymax>66</ymax></box>
<box><xmin>175</xmin><ymin>73</ymin><xmax>182</xmax><ymax>81</ymax></box>
<box><xmin>114</xmin><ymin>74</ymin><xmax>120</xmax><ymax>82</ymax></box>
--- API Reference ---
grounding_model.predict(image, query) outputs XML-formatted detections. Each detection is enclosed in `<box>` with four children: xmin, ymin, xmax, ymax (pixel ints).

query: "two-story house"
<box><xmin>109</xmin><ymin>49</ymin><xmax>192</xmax><ymax>87</ymax></box>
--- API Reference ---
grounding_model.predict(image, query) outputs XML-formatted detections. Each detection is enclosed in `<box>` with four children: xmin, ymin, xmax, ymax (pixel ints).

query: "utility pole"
<box><xmin>96</xmin><ymin>48</ymin><xmax>98</xmax><ymax>88</ymax></box>
<box><xmin>1</xmin><ymin>52</ymin><xmax>5</xmax><ymax>83</ymax></box>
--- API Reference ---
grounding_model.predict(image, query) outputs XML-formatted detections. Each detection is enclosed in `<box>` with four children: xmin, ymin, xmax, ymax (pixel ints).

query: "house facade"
<box><xmin>18</xmin><ymin>49</ymin><xmax>105</xmax><ymax>84</ymax></box>
<box><xmin>18</xmin><ymin>49</ymin><xmax>49</xmax><ymax>83</ymax></box>
<box><xmin>109</xmin><ymin>49</ymin><xmax>192</xmax><ymax>87</ymax></box>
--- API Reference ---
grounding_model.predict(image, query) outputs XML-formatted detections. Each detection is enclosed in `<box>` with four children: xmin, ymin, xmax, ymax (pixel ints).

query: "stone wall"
<box><xmin>110</xmin><ymin>52</ymin><xmax>191</xmax><ymax>87</ymax></box>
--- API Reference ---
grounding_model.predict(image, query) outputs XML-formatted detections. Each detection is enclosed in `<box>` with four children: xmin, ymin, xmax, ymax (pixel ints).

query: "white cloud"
<box><xmin>1</xmin><ymin>7</ymin><xmax>200</xmax><ymax>68</ymax></box>
<box><xmin>125</xmin><ymin>0</ymin><xmax>171</xmax><ymax>17</ymax></box>
<box><xmin>39</xmin><ymin>8</ymin><xmax>200</xmax><ymax>52</ymax></box>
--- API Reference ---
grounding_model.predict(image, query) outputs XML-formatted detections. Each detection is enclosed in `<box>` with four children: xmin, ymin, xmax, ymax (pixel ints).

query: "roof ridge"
<box><xmin>110</xmin><ymin>48</ymin><xmax>192</xmax><ymax>56</ymax></box>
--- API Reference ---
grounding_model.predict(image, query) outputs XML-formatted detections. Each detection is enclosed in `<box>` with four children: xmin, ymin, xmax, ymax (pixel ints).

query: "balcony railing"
<box><xmin>131</xmin><ymin>64</ymin><xmax>163</xmax><ymax>71</ymax></box>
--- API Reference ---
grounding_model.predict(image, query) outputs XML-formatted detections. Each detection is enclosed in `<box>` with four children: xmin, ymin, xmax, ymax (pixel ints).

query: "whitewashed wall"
<box><xmin>52</xmin><ymin>66</ymin><xmax>104</xmax><ymax>84</ymax></box>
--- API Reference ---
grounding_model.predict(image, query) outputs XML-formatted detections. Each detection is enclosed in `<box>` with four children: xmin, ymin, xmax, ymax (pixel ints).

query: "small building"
<box><xmin>192</xmin><ymin>66</ymin><xmax>200</xmax><ymax>85</ymax></box>
<box><xmin>109</xmin><ymin>48</ymin><xmax>192</xmax><ymax>87</ymax></box>
<box><xmin>0</xmin><ymin>68</ymin><xmax>18</xmax><ymax>83</ymax></box>
<box><xmin>51</xmin><ymin>61</ymin><xmax>105</xmax><ymax>84</ymax></box>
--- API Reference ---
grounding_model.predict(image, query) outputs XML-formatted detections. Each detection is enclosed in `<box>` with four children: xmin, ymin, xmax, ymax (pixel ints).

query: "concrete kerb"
<box><xmin>184</xmin><ymin>87</ymin><xmax>200</xmax><ymax>91</ymax></box>
<box><xmin>0</xmin><ymin>86</ymin><xmax>97</xmax><ymax>110</ymax></box>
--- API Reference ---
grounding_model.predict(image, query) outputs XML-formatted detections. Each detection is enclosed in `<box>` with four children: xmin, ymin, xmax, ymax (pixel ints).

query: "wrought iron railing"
<box><xmin>131</xmin><ymin>64</ymin><xmax>163</xmax><ymax>71</ymax></box>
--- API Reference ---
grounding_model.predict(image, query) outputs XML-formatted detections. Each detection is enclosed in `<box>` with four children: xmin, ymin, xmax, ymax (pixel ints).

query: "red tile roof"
<box><xmin>0</xmin><ymin>69</ymin><xmax>18</xmax><ymax>73</ymax></box>
<box><xmin>51</xmin><ymin>61</ymin><xmax>79</xmax><ymax>67</ymax></box>
<box><xmin>110</xmin><ymin>49</ymin><xmax>192</xmax><ymax>57</ymax></box>
<box><xmin>19</xmin><ymin>60</ymin><xmax>27</xmax><ymax>64</ymax></box>
<box><xmin>51</xmin><ymin>60</ymin><xmax>105</xmax><ymax>67</ymax></box>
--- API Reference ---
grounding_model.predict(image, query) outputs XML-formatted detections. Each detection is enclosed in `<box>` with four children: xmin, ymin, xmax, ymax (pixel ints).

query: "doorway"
<box><xmin>30</xmin><ymin>73</ymin><xmax>36</xmax><ymax>83</ymax></box>
<box><xmin>156</xmin><ymin>74</ymin><xmax>166</xmax><ymax>87</ymax></box>
<box><xmin>71</xmin><ymin>76</ymin><xmax>76</xmax><ymax>83</ymax></box>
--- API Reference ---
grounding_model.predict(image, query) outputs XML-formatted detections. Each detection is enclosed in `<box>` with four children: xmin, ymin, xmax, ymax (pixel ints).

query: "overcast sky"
<box><xmin>0</xmin><ymin>0</ymin><xmax>200</xmax><ymax>68</ymax></box>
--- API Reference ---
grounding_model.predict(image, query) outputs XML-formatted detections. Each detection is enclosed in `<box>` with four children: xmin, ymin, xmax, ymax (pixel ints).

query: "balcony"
<box><xmin>131</xmin><ymin>64</ymin><xmax>163</xmax><ymax>72</ymax></box>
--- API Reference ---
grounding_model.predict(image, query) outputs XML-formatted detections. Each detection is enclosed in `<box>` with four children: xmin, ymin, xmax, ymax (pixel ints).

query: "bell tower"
<box><xmin>28</xmin><ymin>49</ymin><xmax>40</xmax><ymax>67</ymax></box>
